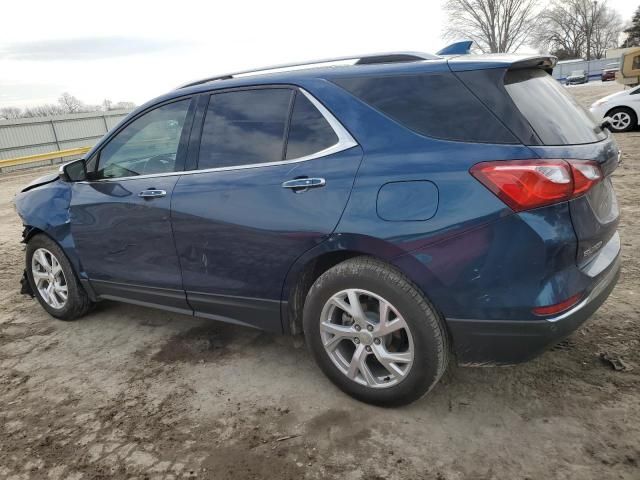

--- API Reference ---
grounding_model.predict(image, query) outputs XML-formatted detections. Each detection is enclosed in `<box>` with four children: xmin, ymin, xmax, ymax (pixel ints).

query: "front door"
<box><xmin>171</xmin><ymin>87</ymin><xmax>362</xmax><ymax>331</ymax></box>
<box><xmin>70</xmin><ymin>98</ymin><xmax>194</xmax><ymax>313</ymax></box>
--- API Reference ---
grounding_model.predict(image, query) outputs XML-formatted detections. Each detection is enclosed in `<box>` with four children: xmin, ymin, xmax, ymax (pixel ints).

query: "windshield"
<box><xmin>505</xmin><ymin>69</ymin><xmax>606</xmax><ymax>145</ymax></box>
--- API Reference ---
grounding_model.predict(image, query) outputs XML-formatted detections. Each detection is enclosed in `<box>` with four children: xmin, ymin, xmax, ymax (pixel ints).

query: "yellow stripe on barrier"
<box><xmin>0</xmin><ymin>146</ymin><xmax>91</xmax><ymax>168</ymax></box>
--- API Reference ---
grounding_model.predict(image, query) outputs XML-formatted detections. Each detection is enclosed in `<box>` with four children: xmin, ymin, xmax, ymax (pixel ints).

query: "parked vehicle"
<box><xmin>566</xmin><ymin>69</ymin><xmax>589</xmax><ymax>85</ymax></box>
<box><xmin>15</xmin><ymin>52</ymin><xmax>621</xmax><ymax>406</ymax></box>
<box><xmin>590</xmin><ymin>85</ymin><xmax>640</xmax><ymax>132</ymax></box>
<box><xmin>601</xmin><ymin>63</ymin><xmax>619</xmax><ymax>82</ymax></box>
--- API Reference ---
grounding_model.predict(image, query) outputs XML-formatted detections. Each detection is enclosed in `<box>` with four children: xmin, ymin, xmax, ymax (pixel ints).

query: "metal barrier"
<box><xmin>0</xmin><ymin>146</ymin><xmax>91</xmax><ymax>172</ymax></box>
<box><xmin>0</xmin><ymin>109</ymin><xmax>131</xmax><ymax>174</ymax></box>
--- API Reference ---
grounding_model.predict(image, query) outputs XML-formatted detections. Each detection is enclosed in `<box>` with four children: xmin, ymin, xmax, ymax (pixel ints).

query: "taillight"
<box><xmin>570</xmin><ymin>161</ymin><xmax>602</xmax><ymax>195</ymax></box>
<box><xmin>470</xmin><ymin>159</ymin><xmax>602</xmax><ymax>212</ymax></box>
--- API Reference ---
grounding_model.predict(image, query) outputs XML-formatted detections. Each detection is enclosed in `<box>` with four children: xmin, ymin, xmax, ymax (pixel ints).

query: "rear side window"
<box><xmin>199</xmin><ymin>89</ymin><xmax>293</xmax><ymax>169</ymax></box>
<box><xmin>504</xmin><ymin>69</ymin><xmax>606</xmax><ymax>145</ymax></box>
<box><xmin>334</xmin><ymin>73</ymin><xmax>517</xmax><ymax>143</ymax></box>
<box><xmin>285</xmin><ymin>92</ymin><xmax>338</xmax><ymax>159</ymax></box>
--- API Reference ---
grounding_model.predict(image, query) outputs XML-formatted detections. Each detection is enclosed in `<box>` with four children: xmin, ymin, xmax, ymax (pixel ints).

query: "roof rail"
<box><xmin>177</xmin><ymin>51</ymin><xmax>437</xmax><ymax>89</ymax></box>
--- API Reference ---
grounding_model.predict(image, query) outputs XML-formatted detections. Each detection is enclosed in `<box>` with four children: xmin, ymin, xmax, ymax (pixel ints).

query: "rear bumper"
<box><xmin>446</xmin><ymin>255</ymin><xmax>621</xmax><ymax>366</ymax></box>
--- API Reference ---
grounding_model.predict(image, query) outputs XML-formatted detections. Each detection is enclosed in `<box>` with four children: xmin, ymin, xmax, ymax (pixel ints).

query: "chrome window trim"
<box><xmin>81</xmin><ymin>88</ymin><xmax>358</xmax><ymax>183</ymax></box>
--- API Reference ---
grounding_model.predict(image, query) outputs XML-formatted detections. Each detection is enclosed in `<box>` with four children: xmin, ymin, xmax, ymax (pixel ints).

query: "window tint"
<box><xmin>198</xmin><ymin>89</ymin><xmax>293</xmax><ymax>169</ymax></box>
<box><xmin>334</xmin><ymin>73</ymin><xmax>517</xmax><ymax>143</ymax></box>
<box><xmin>285</xmin><ymin>93</ymin><xmax>338</xmax><ymax>159</ymax></box>
<box><xmin>504</xmin><ymin>69</ymin><xmax>606</xmax><ymax>145</ymax></box>
<box><xmin>95</xmin><ymin>100</ymin><xmax>190</xmax><ymax>179</ymax></box>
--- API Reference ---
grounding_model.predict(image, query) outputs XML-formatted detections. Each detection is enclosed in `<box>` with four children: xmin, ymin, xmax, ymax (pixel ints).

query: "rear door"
<box><xmin>171</xmin><ymin>86</ymin><xmax>362</xmax><ymax>331</ymax></box>
<box><xmin>70</xmin><ymin>98</ymin><xmax>195</xmax><ymax>312</ymax></box>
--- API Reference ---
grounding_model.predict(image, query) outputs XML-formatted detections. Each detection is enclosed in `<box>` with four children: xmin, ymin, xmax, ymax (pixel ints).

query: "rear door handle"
<box><xmin>138</xmin><ymin>189</ymin><xmax>167</xmax><ymax>199</ymax></box>
<box><xmin>281</xmin><ymin>178</ymin><xmax>326</xmax><ymax>190</ymax></box>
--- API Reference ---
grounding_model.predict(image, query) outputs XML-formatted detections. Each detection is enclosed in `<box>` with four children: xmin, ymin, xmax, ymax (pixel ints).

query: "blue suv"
<box><xmin>15</xmin><ymin>52</ymin><xmax>621</xmax><ymax>406</ymax></box>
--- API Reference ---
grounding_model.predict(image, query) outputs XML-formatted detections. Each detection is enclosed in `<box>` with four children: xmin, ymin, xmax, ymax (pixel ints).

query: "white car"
<box><xmin>590</xmin><ymin>86</ymin><xmax>640</xmax><ymax>132</ymax></box>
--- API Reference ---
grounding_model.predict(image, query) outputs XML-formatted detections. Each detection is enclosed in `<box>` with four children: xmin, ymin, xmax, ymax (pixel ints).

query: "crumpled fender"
<box><xmin>14</xmin><ymin>180</ymin><xmax>85</xmax><ymax>279</ymax></box>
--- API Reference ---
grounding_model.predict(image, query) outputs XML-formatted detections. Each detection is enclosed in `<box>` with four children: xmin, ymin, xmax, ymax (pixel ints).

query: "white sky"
<box><xmin>0</xmin><ymin>0</ymin><xmax>636</xmax><ymax>108</ymax></box>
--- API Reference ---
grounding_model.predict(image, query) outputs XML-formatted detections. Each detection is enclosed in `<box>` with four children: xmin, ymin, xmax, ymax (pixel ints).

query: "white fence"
<box><xmin>552</xmin><ymin>58</ymin><xmax>619</xmax><ymax>82</ymax></box>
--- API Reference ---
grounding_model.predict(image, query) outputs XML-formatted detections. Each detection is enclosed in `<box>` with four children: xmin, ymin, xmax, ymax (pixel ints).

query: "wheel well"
<box><xmin>22</xmin><ymin>225</ymin><xmax>45</xmax><ymax>244</ymax></box>
<box><xmin>606</xmin><ymin>106</ymin><xmax>638</xmax><ymax>120</ymax></box>
<box><xmin>287</xmin><ymin>250</ymin><xmax>366</xmax><ymax>335</ymax></box>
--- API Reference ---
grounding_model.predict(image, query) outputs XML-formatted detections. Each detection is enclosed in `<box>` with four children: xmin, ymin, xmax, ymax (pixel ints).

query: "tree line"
<box><xmin>444</xmin><ymin>0</ymin><xmax>640</xmax><ymax>59</ymax></box>
<box><xmin>0</xmin><ymin>93</ymin><xmax>136</xmax><ymax>121</ymax></box>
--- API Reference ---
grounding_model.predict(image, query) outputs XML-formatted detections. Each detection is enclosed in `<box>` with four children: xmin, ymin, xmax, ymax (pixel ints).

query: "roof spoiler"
<box><xmin>448</xmin><ymin>54</ymin><xmax>557</xmax><ymax>75</ymax></box>
<box><xmin>512</xmin><ymin>56</ymin><xmax>557</xmax><ymax>75</ymax></box>
<box><xmin>436</xmin><ymin>41</ymin><xmax>473</xmax><ymax>56</ymax></box>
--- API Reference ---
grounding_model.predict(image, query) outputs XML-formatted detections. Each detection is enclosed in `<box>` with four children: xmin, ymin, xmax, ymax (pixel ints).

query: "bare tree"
<box><xmin>58</xmin><ymin>92</ymin><xmax>83</xmax><ymax>113</ymax></box>
<box><xmin>112</xmin><ymin>101</ymin><xmax>136</xmax><ymax>110</ymax></box>
<box><xmin>443</xmin><ymin>0</ymin><xmax>540</xmax><ymax>53</ymax></box>
<box><xmin>0</xmin><ymin>95</ymin><xmax>136</xmax><ymax>120</ymax></box>
<box><xmin>0</xmin><ymin>107</ymin><xmax>22</xmax><ymax>120</ymax></box>
<box><xmin>534</xmin><ymin>0</ymin><xmax>623</xmax><ymax>60</ymax></box>
<box><xmin>592</xmin><ymin>6</ymin><xmax>623</xmax><ymax>59</ymax></box>
<box><xmin>534</xmin><ymin>1</ymin><xmax>585</xmax><ymax>58</ymax></box>
<box><xmin>22</xmin><ymin>104</ymin><xmax>65</xmax><ymax>118</ymax></box>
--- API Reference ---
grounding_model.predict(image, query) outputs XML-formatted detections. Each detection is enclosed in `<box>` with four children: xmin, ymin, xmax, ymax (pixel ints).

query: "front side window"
<box><xmin>94</xmin><ymin>99</ymin><xmax>190</xmax><ymax>179</ymax></box>
<box><xmin>198</xmin><ymin>89</ymin><xmax>293</xmax><ymax>169</ymax></box>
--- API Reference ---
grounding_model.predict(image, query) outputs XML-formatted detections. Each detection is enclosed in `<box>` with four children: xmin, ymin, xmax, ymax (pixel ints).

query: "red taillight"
<box><xmin>570</xmin><ymin>161</ymin><xmax>602</xmax><ymax>195</ymax></box>
<box><xmin>470</xmin><ymin>159</ymin><xmax>602</xmax><ymax>212</ymax></box>
<box><xmin>532</xmin><ymin>293</ymin><xmax>583</xmax><ymax>316</ymax></box>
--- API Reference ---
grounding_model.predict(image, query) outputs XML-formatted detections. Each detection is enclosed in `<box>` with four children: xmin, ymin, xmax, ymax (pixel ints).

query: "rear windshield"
<box><xmin>334</xmin><ymin>73</ymin><xmax>517</xmax><ymax>144</ymax></box>
<box><xmin>504</xmin><ymin>69</ymin><xmax>606</xmax><ymax>145</ymax></box>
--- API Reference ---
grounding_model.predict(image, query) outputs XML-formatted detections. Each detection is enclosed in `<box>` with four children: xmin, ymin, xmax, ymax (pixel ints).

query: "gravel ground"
<box><xmin>1</xmin><ymin>81</ymin><xmax>639</xmax><ymax>480</ymax></box>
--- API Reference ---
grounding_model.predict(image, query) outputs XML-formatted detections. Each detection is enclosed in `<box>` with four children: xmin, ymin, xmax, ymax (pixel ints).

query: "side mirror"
<box><xmin>600</xmin><ymin>117</ymin><xmax>613</xmax><ymax>132</ymax></box>
<box><xmin>59</xmin><ymin>159</ymin><xmax>87</xmax><ymax>182</ymax></box>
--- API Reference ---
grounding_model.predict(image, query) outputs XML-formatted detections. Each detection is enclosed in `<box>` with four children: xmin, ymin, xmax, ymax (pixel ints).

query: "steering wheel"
<box><xmin>142</xmin><ymin>153</ymin><xmax>175</xmax><ymax>174</ymax></box>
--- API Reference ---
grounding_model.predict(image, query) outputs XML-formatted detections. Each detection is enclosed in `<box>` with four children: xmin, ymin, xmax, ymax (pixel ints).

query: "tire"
<box><xmin>607</xmin><ymin>107</ymin><xmax>637</xmax><ymax>133</ymax></box>
<box><xmin>26</xmin><ymin>234</ymin><xmax>92</xmax><ymax>321</ymax></box>
<box><xmin>303</xmin><ymin>256</ymin><xmax>448</xmax><ymax>406</ymax></box>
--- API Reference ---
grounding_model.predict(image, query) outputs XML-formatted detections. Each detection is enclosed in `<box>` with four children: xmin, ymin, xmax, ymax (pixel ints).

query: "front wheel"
<box><xmin>303</xmin><ymin>257</ymin><xmax>448</xmax><ymax>406</ymax></box>
<box><xmin>26</xmin><ymin>234</ymin><xmax>92</xmax><ymax>320</ymax></box>
<box><xmin>607</xmin><ymin>107</ymin><xmax>637</xmax><ymax>133</ymax></box>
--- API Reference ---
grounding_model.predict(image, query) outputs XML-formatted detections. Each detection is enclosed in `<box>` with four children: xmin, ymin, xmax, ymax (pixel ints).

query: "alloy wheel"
<box><xmin>319</xmin><ymin>288</ymin><xmax>414</xmax><ymax>389</ymax></box>
<box><xmin>31</xmin><ymin>248</ymin><xmax>68</xmax><ymax>309</ymax></box>
<box><xmin>610</xmin><ymin>111</ymin><xmax>631</xmax><ymax>131</ymax></box>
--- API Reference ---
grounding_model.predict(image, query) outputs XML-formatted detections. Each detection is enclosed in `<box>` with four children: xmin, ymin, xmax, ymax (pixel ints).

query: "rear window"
<box><xmin>334</xmin><ymin>73</ymin><xmax>517</xmax><ymax>144</ymax></box>
<box><xmin>504</xmin><ymin>69</ymin><xmax>606</xmax><ymax>145</ymax></box>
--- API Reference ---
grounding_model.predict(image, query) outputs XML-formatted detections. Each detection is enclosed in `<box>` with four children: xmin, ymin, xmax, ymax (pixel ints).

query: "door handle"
<box><xmin>281</xmin><ymin>177</ymin><xmax>326</xmax><ymax>191</ymax></box>
<box><xmin>138</xmin><ymin>189</ymin><xmax>167</xmax><ymax>199</ymax></box>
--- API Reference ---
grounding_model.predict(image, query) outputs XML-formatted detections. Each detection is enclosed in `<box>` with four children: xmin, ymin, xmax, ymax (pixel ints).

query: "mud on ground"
<box><xmin>0</xmin><ymin>82</ymin><xmax>638</xmax><ymax>479</ymax></box>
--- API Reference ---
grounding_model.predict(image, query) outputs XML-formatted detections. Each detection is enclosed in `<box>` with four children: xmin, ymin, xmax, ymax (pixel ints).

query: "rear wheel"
<box><xmin>26</xmin><ymin>234</ymin><xmax>92</xmax><ymax>320</ymax></box>
<box><xmin>607</xmin><ymin>107</ymin><xmax>636</xmax><ymax>132</ymax></box>
<box><xmin>303</xmin><ymin>257</ymin><xmax>448</xmax><ymax>406</ymax></box>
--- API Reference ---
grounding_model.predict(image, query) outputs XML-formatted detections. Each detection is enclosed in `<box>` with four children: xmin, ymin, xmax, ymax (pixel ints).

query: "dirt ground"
<box><xmin>1</xmin><ymin>81</ymin><xmax>639</xmax><ymax>480</ymax></box>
